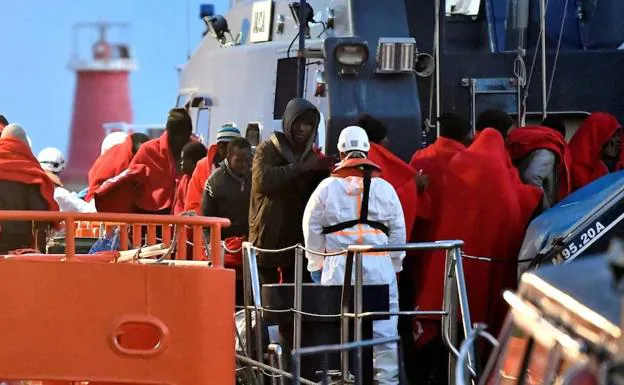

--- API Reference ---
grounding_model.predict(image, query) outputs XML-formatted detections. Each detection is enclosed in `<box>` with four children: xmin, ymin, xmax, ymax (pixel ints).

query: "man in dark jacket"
<box><xmin>249</xmin><ymin>98</ymin><xmax>335</xmax><ymax>284</ymax></box>
<box><xmin>202</xmin><ymin>137</ymin><xmax>252</xmax><ymax>239</ymax></box>
<box><xmin>202</xmin><ymin>137</ymin><xmax>253</xmax><ymax>305</ymax></box>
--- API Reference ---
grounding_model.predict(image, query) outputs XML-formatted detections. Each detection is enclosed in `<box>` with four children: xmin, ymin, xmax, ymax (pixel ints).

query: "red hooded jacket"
<box><xmin>568</xmin><ymin>112</ymin><xmax>623</xmax><ymax>191</ymax></box>
<box><xmin>367</xmin><ymin>143</ymin><xmax>418</xmax><ymax>237</ymax></box>
<box><xmin>411</xmin><ymin>129</ymin><xmax>542</xmax><ymax>346</ymax></box>
<box><xmin>94</xmin><ymin>132</ymin><xmax>181</xmax><ymax>213</ymax></box>
<box><xmin>86</xmin><ymin>135</ymin><xmax>136</xmax><ymax>201</ymax></box>
<box><xmin>184</xmin><ymin>144</ymin><xmax>219</xmax><ymax>214</ymax></box>
<box><xmin>507</xmin><ymin>125</ymin><xmax>573</xmax><ymax>200</ymax></box>
<box><xmin>0</xmin><ymin>138</ymin><xmax>59</xmax><ymax>212</ymax></box>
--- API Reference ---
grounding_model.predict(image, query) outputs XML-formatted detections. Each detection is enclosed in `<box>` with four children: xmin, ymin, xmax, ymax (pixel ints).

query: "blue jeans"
<box><xmin>310</xmin><ymin>269</ymin><xmax>322</xmax><ymax>283</ymax></box>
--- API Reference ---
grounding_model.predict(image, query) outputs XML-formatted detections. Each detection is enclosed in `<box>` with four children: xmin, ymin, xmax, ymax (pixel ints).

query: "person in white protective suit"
<box><xmin>37</xmin><ymin>147</ymin><xmax>96</xmax><ymax>213</ymax></box>
<box><xmin>302</xmin><ymin>125</ymin><xmax>406</xmax><ymax>385</ymax></box>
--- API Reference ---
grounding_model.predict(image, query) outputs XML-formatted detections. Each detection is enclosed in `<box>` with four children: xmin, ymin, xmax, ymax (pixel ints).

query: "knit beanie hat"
<box><xmin>217</xmin><ymin>124</ymin><xmax>242</xmax><ymax>143</ymax></box>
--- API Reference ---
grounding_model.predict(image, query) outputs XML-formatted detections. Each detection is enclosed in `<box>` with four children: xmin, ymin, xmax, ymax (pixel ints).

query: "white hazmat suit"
<box><xmin>302</xmin><ymin>139</ymin><xmax>406</xmax><ymax>383</ymax></box>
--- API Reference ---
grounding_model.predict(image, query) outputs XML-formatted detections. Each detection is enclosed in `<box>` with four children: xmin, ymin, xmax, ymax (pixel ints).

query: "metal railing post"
<box><xmin>243</xmin><ymin>241</ymin><xmax>265</xmax><ymax>385</ymax></box>
<box><xmin>453</xmin><ymin>246</ymin><xmax>477</xmax><ymax>375</ymax></box>
<box><xmin>340</xmin><ymin>251</ymin><xmax>354</xmax><ymax>383</ymax></box>
<box><xmin>442</xmin><ymin>248</ymin><xmax>459</xmax><ymax>385</ymax></box>
<box><xmin>293</xmin><ymin>247</ymin><xmax>303</xmax><ymax>352</ymax></box>
<box><xmin>354</xmin><ymin>250</ymin><xmax>364</xmax><ymax>385</ymax></box>
<box><xmin>243</xmin><ymin>243</ymin><xmax>254</xmax><ymax>359</ymax></box>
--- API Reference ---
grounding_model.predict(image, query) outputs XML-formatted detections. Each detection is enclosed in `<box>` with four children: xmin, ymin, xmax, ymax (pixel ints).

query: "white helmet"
<box><xmin>100</xmin><ymin>131</ymin><xmax>128</xmax><ymax>155</ymax></box>
<box><xmin>37</xmin><ymin>147</ymin><xmax>66</xmax><ymax>173</ymax></box>
<box><xmin>337</xmin><ymin>125</ymin><xmax>370</xmax><ymax>154</ymax></box>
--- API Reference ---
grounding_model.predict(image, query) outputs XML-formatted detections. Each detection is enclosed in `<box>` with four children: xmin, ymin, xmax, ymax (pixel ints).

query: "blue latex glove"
<box><xmin>310</xmin><ymin>269</ymin><xmax>322</xmax><ymax>283</ymax></box>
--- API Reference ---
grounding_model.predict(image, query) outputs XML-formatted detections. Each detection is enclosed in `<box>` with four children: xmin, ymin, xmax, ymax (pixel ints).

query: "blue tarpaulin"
<box><xmin>518</xmin><ymin>170</ymin><xmax>624</xmax><ymax>266</ymax></box>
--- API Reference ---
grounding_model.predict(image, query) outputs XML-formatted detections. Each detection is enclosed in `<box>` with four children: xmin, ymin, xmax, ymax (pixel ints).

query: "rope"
<box><xmin>546</xmin><ymin>0</ymin><xmax>569</xmax><ymax>106</ymax></box>
<box><xmin>523</xmin><ymin>0</ymin><xmax>551</xmax><ymax>110</ymax></box>
<box><xmin>461</xmin><ymin>252</ymin><xmax>534</xmax><ymax>264</ymax></box>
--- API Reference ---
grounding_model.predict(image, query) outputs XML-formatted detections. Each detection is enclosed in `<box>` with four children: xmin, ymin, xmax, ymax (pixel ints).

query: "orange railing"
<box><xmin>0</xmin><ymin>211</ymin><xmax>235</xmax><ymax>385</ymax></box>
<box><xmin>0</xmin><ymin>211</ymin><xmax>230</xmax><ymax>266</ymax></box>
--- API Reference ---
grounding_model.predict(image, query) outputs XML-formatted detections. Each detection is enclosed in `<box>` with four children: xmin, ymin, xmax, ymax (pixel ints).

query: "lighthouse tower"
<box><xmin>64</xmin><ymin>22</ymin><xmax>136</xmax><ymax>189</ymax></box>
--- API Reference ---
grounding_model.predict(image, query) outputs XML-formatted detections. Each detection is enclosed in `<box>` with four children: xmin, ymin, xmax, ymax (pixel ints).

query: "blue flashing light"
<box><xmin>200</xmin><ymin>4</ymin><xmax>215</xmax><ymax>19</ymax></box>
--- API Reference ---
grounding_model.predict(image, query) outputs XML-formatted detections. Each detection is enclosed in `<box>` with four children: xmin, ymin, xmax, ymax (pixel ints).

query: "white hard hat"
<box><xmin>101</xmin><ymin>131</ymin><xmax>128</xmax><ymax>155</ymax></box>
<box><xmin>337</xmin><ymin>125</ymin><xmax>370</xmax><ymax>154</ymax></box>
<box><xmin>37</xmin><ymin>147</ymin><xmax>66</xmax><ymax>173</ymax></box>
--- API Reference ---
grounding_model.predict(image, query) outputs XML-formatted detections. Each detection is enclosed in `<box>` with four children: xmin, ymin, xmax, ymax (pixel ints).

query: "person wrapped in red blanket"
<box><xmin>357</xmin><ymin>114</ymin><xmax>422</xmax><ymax>238</ymax></box>
<box><xmin>0</xmin><ymin>124</ymin><xmax>59</xmax><ymax>253</ymax></box>
<box><xmin>412</xmin><ymin>129</ymin><xmax>542</xmax><ymax>350</ymax></box>
<box><xmin>507</xmin><ymin>118</ymin><xmax>572</xmax><ymax>210</ymax></box>
<box><xmin>172</xmin><ymin>142</ymin><xmax>207</xmax><ymax>215</ymax></box>
<box><xmin>86</xmin><ymin>133</ymin><xmax>149</xmax><ymax>201</ymax></box>
<box><xmin>184</xmin><ymin>124</ymin><xmax>242</xmax><ymax>213</ymax></box>
<box><xmin>94</xmin><ymin>108</ymin><xmax>192</xmax><ymax>214</ymax></box>
<box><xmin>568</xmin><ymin>112</ymin><xmax>623</xmax><ymax>191</ymax></box>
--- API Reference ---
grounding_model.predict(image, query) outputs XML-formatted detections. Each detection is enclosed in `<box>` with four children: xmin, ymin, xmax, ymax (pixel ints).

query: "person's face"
<box><xmin>290</xmin><ymin>112</ymin><xmax>316</xmax><ymax>147</ymax></box>
<box><xmin>180</xmin><ymin>152</ymin><xmax>198</xmax><ymax>175</ymax></box>
<box><xmin>228</xmin><ymin>147</ymin><xmax>252</xmax><ymax>177</ymax></box>
<box><xmin>168</xmin><ymin>131</ymin><xmax>191</xmax><ymax>156</ymax></box>
<box><xmin>132</xmin><ymin>138</ymin><xmax>148</xmax><ymax>154</ymax></box>
<box><xmin>217</xmin><ymin>141</ymin><xmax>229</xmax><ymax>158</ymax></box>
<box><xmin>603</xmin><ymin>127</ymin><xmax>623</xmax><ymax>159</ymax></box>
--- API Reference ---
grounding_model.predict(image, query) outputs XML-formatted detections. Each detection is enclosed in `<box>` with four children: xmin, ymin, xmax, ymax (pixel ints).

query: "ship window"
<box><xmin>176</xmin><ymin>94</ymin><xmax>192</xmax><ymax>108</ymax></box>
<box><xmin>273</xmin><ymin>58</ymin><xmax>299</xmax><ymax>120</ymax></box>
<box><xmin>196</xmin><ymin>108</ymin><xmax>211</xmax><ymax>145</ymax></box>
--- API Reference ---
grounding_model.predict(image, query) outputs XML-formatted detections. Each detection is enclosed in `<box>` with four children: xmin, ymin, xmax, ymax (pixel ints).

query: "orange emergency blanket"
<box><xmin>568</xmin><ymin>112</ymin><xmax>623</xmax><ymax>191</ymax></box>
<box><xmin>367</xmin><ymin>143</ymin><xmax>417</xmax><ymax>237</ymax></box>
<box><xmin>86</xmin><ymin>135</ymin><xmax>135</xmax><ymax>201</ymax></box>
<box><xmin>94</xmin><ymin>132</ymin><xmax>180</xmax><ymax>213</ymax></box>
<box><xmin>0</xmin><ymin>138</ymin><xmax>59</xmax><ymax>211</ymax></box>
<box><xmin>412</xmin><ymin>129</ymin><xmax>542</xmax><ymax>346</ymax></box>
<box><xmin>184</xmin><ymin>144</ymin><xmax>218</xmax><ymax>214</ymax></box>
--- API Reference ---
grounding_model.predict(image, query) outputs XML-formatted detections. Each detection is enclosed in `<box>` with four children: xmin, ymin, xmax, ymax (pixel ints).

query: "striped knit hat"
<box><xmin>216</xmin><ymin>124</ymin><xmax>242</xmax><ymax>143</ymax></box>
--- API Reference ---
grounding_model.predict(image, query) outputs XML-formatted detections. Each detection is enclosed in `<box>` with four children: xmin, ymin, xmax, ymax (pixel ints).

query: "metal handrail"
<box><xmin>455</xmin><ymin>324</ymin><xmax>500</xmax><ymax>385</ymax></box>
<box><xmin>340</xmin><ymin>241</ymin><xmax>476</xmax><ymax>385</ymax></box>
<box><xmin>241</xmin><ymin>240</ymin><xmax>479</xmax><ymax>385</ymax></box>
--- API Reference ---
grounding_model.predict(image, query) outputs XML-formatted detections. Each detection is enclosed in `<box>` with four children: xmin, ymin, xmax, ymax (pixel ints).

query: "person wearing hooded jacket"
<box><xmin>249</xmin><ymin>98</ymin><xmax>335</xmax><ymax>284</ymax></box>
<box><xmin>303</xmin><ymin>126</ymin><xmax>406</xmax><ymax>385</ymax></box>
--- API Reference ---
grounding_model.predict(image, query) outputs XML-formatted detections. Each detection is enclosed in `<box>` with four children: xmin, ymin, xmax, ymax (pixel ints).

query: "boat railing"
<box><xmin>239</xmin><ymin>240</ymin><xmax>479</xmax><ymax>385</ymax></box>
<box><xmin>0</xmin><ymin>210</ymin><xmax>230</xmax><ymax>265</ymax></box>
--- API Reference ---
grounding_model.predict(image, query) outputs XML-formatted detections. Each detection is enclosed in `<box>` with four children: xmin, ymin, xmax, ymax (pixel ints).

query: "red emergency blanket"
<box><xmin>367</xmin><ymin>143</ymin><xmax>418</xmax><ymax>237</ymax></box>
<box><xmin>507</xmin><ymin>125</ymin><xmax>573</xmax><ymax>200</ymax></box>
<box><xmin>94</xmin><ymin>132</ymin><xmax>180</xmax><ymax>213</ymax></box>
<box><xmin>0</xmin><ymin>138</ymin><xmax>59</xmax><ymax>211</ymax></box>
<box><xmin>86</xmin><ymin>136</ymin><xmax>135</xmax><ymax>201</ymax></box>
<box><xmin>172</xmin><ymin>174</ymin><xmax>191</xmax><ymax>215</ymax></box>
<box><xmin>412</xmin><ymin>129</ymin><xmax>542</xmax><ymax>346</ymax></box>
<box><xmin>568</xmin><ymin>112</ymin><xmax>623</xmax><ymax>191</ymax></box>
<box><xmin>184</xmin><ymin>144</ymin><xmax>218</xmax><ymax>214</ymax></box>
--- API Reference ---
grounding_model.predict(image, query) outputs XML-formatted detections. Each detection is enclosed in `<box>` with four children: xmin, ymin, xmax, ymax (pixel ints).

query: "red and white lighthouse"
<box><xmin>64</xmin><ymin>22</ymin><xmax>136</xmax><ymax>190</ymax></box>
